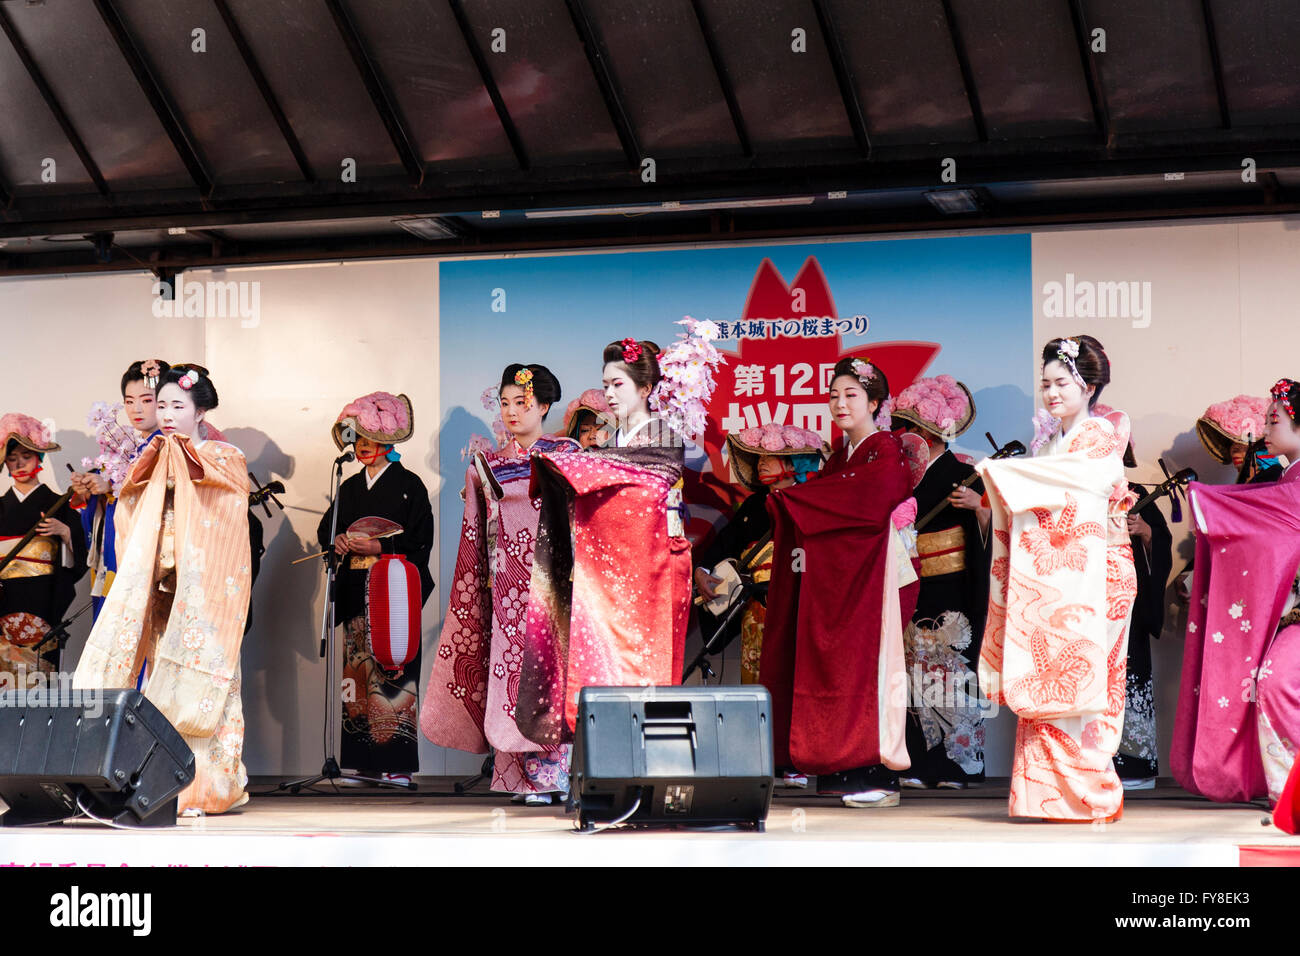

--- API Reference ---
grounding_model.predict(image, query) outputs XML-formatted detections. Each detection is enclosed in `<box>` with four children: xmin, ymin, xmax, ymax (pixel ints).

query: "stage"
<box><xmin>1</xmin><ymin>778</ymin><xmax>1296</xmax><ymax>867</ymax></box>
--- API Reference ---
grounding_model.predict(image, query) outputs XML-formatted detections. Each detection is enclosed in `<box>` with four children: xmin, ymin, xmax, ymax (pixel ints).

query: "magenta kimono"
<box><xmin>1173</xmin><ymin>464</ymin><xmax>1300</xmax><ymax>804</ymax></box>
<box><xmin>420</xmin><ymin>436</ymin><xmax>576</xmax><ymax>794</ymax></box>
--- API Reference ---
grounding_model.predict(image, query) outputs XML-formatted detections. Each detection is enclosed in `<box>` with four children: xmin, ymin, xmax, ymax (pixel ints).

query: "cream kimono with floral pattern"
<box><xmin>75</xmin><ymin>434</ymin><xmax>252</xmax><ymax>814</ymax></box>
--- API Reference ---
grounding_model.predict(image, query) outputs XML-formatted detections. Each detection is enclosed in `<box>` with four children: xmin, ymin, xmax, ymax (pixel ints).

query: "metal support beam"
<box><xmin>939</xmin><ymin>0</ymin><xmax>987</xmax><ymax>142</ymax></box>
<box><xmin>323</xmin><ymin>0</ymin><xmax>424</xmax><ymax>186</ymax></box>
<box><xmin>446</xmin><ymin>0</ymin><xmax>529</xmax><ymax>170</ymax></box>
<box><xmin>1200</xmin><ymin>0</ymin><xmax>1232</xmax><ymax>129</ymax></box>
<box><xmin>213</xmin><ymin>0</ymin><xmax>315</xmax><ymax>183</ymax></box>
<box><xmin>92</xmin><ymin>0</ymin><xmax>212</xmax><ymax>195</ymax></box>
<box><xmin>1067</xmin><ymin>0</ymin><xmax>1112</xmax><ymax>142</ymax></box>
<box><xmin>562</xmin><ymin>0</ymin><xmax>641</xmax><ymax>166</ymax></box>
<box><xmin>0</xmin><ymin>4</ymin><xmax>109</xmax><ymax>196</ymax></box>
<box><xmin>687</xmin><ymin>0</ymin><xmax>751</xmax><ymax>158</ymax></box>
<box><xmin>810</xmin><ymin>0</ymin><xmax>872</xmax><ymax>158</ymax></box>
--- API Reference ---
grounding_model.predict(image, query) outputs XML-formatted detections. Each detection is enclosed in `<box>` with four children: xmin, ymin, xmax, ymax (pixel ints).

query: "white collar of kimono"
<box><xmin>616</xmin><ymin>416</ymin><xmax>654</xmax><ymax>446</ymax></box>
<box><xmin>845</xmin><ymin>430</ymin><xmax>876</xmax><ymax>460</ymax></box>
<box><xmin>10</xmin><ymin>484</ymin><xmax>37</xmax><ymax>503</ymax></box>
<box><xmin>364</xmin><ymin>460</ymin><xmax>391</xmax><ymax>489</ymax></box>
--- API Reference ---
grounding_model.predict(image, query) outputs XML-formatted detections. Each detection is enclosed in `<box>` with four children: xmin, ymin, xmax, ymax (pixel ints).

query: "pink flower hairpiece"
<box><xmin>177</xmin><ymin>367</ymin><xmax>199</xmax><ymax>391</ymax></box>
<box><xmin>621</xmin><ymin>337</ymin><xmax>642</xmax><ymax>364</ymax></box>
<box><xmin>1048</xmin><ymin>338</ymin><xmax>1086</xmax><ymax>387</ymax></box>
<box><xmin>1272</xmin><ymin>378</ymin><xmax>1297</xmax><ymax>422</ymax></box>
<box><xmin>647</xmin><ymin>317</ymin><xmax>724</xmax><ymax>442</ymax></box>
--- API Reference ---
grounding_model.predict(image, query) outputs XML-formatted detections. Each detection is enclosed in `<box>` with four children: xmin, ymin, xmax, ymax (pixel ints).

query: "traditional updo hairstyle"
<box><xmin>1042</xmin><ymin>334</ymin><xmax>1110</xmax><ymax>408</ymax></box>
<box><xmin>602</xmin><ymin>339</ymin><xmax>663</xmax><ymax>395</ymax></box>
<box><xmin>121</xmin><ymin>358</ymin><xmax>171</xmax><ymax>395</ymax></box>
<box><xmin>830</xmin><ymin>356</ymin><xmax>890</xmax><ymax>413</ymax></box>
<box><xmin>159</xmin><ymin>363</ymin><xmax>219</xmax><ymax>412</ymax></box>
<box><xmin>500</xmin><ymin>363</ymin><xmax>562</xmax><ymax>419</ymax></box>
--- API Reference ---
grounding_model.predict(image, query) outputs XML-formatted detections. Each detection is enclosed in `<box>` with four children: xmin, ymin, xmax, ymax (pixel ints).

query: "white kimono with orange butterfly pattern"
<box><xmin>978</xmin><ymin>413</ymin><xmax>1136</xmax><ymax>819</ymax></box>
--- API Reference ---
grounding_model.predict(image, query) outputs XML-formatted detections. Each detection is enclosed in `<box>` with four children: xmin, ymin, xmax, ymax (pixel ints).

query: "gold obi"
<box><xmin>917</xmin><ymin>526</ymin><xmax>966</xmax><ymax>578</ymax></box>
<box><xmin>0</xmin><ymin>536</ymin><xmax>57</xmax><ymax>579</ymax></box>
<box><xmin>740</xmin><ymin>539</ymin><xmax>774</xmax><ymax>584</ymax></box>
<box><xmin>349</xmin><ymin>555</ymin><xmax>380</xmax><ymax>572</ymax></box>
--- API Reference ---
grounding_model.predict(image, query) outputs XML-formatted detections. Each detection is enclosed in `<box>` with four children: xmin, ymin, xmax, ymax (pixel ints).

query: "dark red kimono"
<box><xmin>759</xmin><ymin>429</ymin><xmax>917</xmax><ymax>775</ymax></box>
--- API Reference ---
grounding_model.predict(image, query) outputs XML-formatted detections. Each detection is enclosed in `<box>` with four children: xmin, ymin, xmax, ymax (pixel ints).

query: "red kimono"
<box><xmin>515</xmin><ymin>443</ymin><xmax>691</xmax><ymax>746</ymax></box>
<box><xmin>759</xmin><ymin>430</ymin><xmax>917</xmax><ymax>775</ymax></box>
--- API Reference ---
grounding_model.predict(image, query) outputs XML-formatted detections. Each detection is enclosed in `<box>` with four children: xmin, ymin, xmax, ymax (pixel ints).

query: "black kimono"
<box><xmin>0</xmin><ymin>485</ymin><xmax>89</xmax><ymax>677</ymax></box>
<box><xmin>695</xmin><ymin>489</ymin><xmax>774</xmax><ymax>683</ymax></box>
<box><xmin>1113</xmin><ymin>481</ymin><xmax>1173</xmax><ymax>781</ymax></box>
<box><xmin>903</xmin><ymin>449</ymin><xmax>990</xmax><ymax>786</ymax></box>
<box><xmin>316</xmin><ymin>461</ymin><xmax>434</xmax><ymax>773</ymax></box>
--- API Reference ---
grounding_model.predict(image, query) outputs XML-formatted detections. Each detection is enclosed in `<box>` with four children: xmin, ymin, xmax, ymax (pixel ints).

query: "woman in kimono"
<box><xmin>74</xmin><ymin>365</ymin><xmax>253</xmax><ymax>815</ymax></box>
<box><xmin>423</xmin><ymin>365</ymin><xmax>576</xmax><ymax>804</ymax></box>
<box><xmin>68</xmin><ymin>360</ymin><xmax>169</xmax><ymax>620</ymax></box>
<box><xmin>1</xmin><ymin>414</ymin><xmax>88</xmax><ymax>685</ymax></box>
<box><xmin>1110</xmin><ymin>431</ymin><xmax>1173</xmax><ymax>790</ymax></box>
<box><xmin>977</xmin><ymin>335</ymin><xmax>1136</xmax><ymax>821</ymax></box>
<box><xmin>695</xmin><ymin>425</ymin><xmax>825</xmax><ymax>689</ymax></box>
<box><xmin>1174</xmin><ymin>377</ymin><xmax>1300</xmax><ymax>807</ymax></box>
<box><xmin>891</xmin><ymin>375</ymin><xmax>990</xmax><ymax>790</ymax></box>
<box><xmin>760</xmin><ymin>357</ymin><xmax>919</xmax><ymax>808</ymax></box>
<box><xmin>318</xmin><ymin>391</ymin><xmax>434</xmax><ymax>787</ymax></box>
<box><xmin>514</xmin><ymin>323</ymin><xmax>719</xmax><ymax>748</ymax></box>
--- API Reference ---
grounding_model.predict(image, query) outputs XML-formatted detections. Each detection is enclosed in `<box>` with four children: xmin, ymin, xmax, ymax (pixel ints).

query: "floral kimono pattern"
<box><xmin>74</xmin><ymin>435</ymin><xmax>252</xmax><ymax>814</ymax></box>
<box><xmin>1172</xmin><ymin>467</ymin><xmax>1300</xmax><ymax>804</ymax></box>
<box><xmin>420</xmin><ymin>436</ymin><xmax>576</xmax><ymax>793</ymax></box>
<box><xmin>978</xmin><ymin>414</ymin><xmax>1135</xmax><ymax>820</ymax></box>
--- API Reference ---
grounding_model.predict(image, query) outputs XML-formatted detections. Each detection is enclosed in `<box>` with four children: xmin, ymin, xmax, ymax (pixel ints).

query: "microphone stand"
<box><xmin>278</xmin><ymin>451</ymin><xmax>403</xmax><ymax>793</ymax></box>
<box><xmin>681</xmin><ymin>575</ymin><xmax>768</xmax><ymax>683</ymax></box>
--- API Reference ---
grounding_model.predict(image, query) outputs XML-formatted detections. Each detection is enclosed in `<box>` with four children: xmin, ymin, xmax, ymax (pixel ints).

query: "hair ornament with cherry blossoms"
<box><xmin>621</xmin><ymin>338</ymin><xmax>643</xmax><ymax>364</ymax></box>
<box><xmin>647</xmin><ymin>317</ymin><xmax>725</xmax><ymax>442</ymax></box>
<box><xmin>1047</xmin><ymin>337</ymin><xmax>1086</xmax><ymax>387</ymax></box>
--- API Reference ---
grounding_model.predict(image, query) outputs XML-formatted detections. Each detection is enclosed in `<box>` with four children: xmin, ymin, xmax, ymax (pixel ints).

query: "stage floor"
<box><xmin>2</xmin><ymin>778</ymin><xmax>1296</xmax><ymax>866</ymax></box>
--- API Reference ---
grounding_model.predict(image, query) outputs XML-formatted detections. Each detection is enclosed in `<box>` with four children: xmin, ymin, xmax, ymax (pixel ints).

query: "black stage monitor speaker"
<box><xmin>0</xmin><ymin>688</ymin><xmax>195</xmax><ymax>826</ymax></box>
<box><xmin>571</xmin><ymin>685</ymin><xmax>773</xmax><ymax>831</ymax></box>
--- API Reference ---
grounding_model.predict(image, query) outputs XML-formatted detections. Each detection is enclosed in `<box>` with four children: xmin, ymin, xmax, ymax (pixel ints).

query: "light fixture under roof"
<box><xmin>523</xmin><ymin>196</ymin><xmax>816</xmax><ymax>219</ymax></box>
<box><xmin>392</xmin><ymin>216</ymin><xmax>462</xmax><ymax>240</ymax></box>
<box><xmin>923</xmin><ymin>189</ymin><xmax>983</xmax><ymax>214</ymax></box>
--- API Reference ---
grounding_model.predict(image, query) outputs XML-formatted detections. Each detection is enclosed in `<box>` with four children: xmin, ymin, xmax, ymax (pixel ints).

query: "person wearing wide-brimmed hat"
<box><xmin>317</xmin><ymin>391</ymin><xmax>433</xmax><ymax>786</ymax></box>
<box><xmin>1195</xmin><ymin>394</ymin><xmax>1281</xmax><ymax>484</ymax></box>
<box><xmin>561</xmin><ymin>388</ymin><xmax>614</xmax><ymax>449</ymax></box>
<box><xmin>0</xmin><ymin>413</ymin><xmax>88</xmax><ymax>685</ymax></box>
<box><xmin>693</xmin><ymin>424</ymin><xmax>826</xmax><ymax>693</ymax></box>
<box><xmin>889</xmin><ymin>375</ymin><xmax>990</xmax><ymax>789</ymax></box>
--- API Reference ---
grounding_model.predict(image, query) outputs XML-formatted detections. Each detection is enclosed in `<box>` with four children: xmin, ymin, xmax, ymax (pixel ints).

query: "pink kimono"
<box><xmin>1173</xmin><ymin>463</ymin><xmax>1300</xmax><ymax>804</ymax></box>
<box><xmin>978</xmin><ymin>413</ymin><xmax>1136</xmax><ymax>820</ymax></box>
<box><xmin>420</xmin><ymin>437</ymin><xmax>576</xmax><ymax>794</ymax></box>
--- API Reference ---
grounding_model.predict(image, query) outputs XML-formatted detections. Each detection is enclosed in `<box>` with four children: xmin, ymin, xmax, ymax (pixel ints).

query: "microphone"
<box><xmin>334</xmin><ymin>451</ymin><xmax>354</xmax><ymax>465</ymax></box>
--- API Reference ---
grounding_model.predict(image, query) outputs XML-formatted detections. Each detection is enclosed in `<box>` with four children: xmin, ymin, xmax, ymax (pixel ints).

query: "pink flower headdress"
<box><xmin>331</xmin><ymin>391</ymin><xmax>414</xmax><ymax>450</ymax></box>
<box><xmin>1195</xmin><ymin>394</ymin><xmax>1269</xmax><ymax>464</ymax></box>
<box><xmin>892</xmin><ymin>374</ymin><xmax>975</xmax><ymax>440</ymax></box>
<box><xmin>648</xmin><ymin>317</ymin><xmax>726</xmax><ymax>442</ymax></box>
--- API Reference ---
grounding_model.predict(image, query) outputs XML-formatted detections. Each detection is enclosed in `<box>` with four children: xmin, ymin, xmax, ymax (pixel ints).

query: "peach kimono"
<box><xmin>75</xmin><ymin>434</ymin><xmax>252</xmax><ymax>814</ymax></box>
